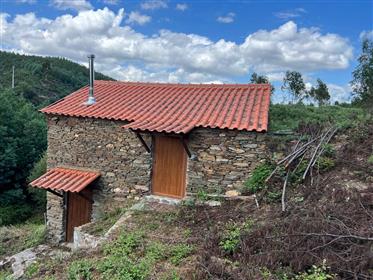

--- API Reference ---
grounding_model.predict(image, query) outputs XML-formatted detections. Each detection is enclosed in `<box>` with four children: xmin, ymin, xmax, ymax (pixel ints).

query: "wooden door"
<box><xmin>152</xmin><ymin>136</ymin><xmax>187</xmax><ymax>198</ymax></box>
<box><xmin>66</xmin><ymin>188</ymin><xmax>92</xmax><ymax>242</ymax></box>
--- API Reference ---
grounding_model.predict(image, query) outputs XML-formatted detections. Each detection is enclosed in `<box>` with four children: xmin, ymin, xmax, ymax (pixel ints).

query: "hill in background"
<box><xmin>0</xmin><ymin>51</ymin><xmax>113</xmax><ymax>107</ymax></box>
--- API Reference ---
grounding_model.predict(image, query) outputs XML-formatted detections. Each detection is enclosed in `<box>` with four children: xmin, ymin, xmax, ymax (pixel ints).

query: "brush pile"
<box><xmin>266</xmin><ymin>126</ymin><xmax>338</xmax><ymax>211</ymax></box>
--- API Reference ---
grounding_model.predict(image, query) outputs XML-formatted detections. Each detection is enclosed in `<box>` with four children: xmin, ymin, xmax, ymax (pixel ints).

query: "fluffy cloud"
<box><xmin>103</xmin><ymin>0</ymin><xmax>119</xmax><ymax>4</ymax></box>
<box><xmin>240</xmin><ymin>21</ymin><xmax>352</xmax><ymax>72</ymax></box>
<box><xmin>125</xmin><ymin>11</ymin><xmax>151</xmax><ymax>25</ymax></box>
<box><xmin>0</xmin><ymin>8</ymin><xmax>354</xmax><ymax>85</ymax></box>
<box><xmin>176</xmin><ymin>3</ymin><xmax>188</xmax><ymax>11</ymax></box>
<box><xmin>16</xmin><ymin>0</ymin><xmax>37</xmax><ymax>3</ymax></box>
<box><xmin>141</xmin><ymin>0</ymin><xmax>167</xmax><ymax>10</ymax></box>
<box><xmin>360</xmin><ymin>30</ymin><xmax>373</xmax><ymax>40</ymax></box>
<box><xmin>217</xmin><ymin>12</ymin><xmax>235</xmax><ymax>23</ymax></box>
<box><xmin>327</xmin><ymin>84</ymin><xmax>353</xmax><ymax>104</ymax></box>
<box><xmin>50</xmin><ymin>0</ymin><xmax>93</xmax><ymax>11</ymax></box>
<box><xmin>274</xmin><ymin>8</ymin><xmax>306</xmax><ymax>19</ymax></box>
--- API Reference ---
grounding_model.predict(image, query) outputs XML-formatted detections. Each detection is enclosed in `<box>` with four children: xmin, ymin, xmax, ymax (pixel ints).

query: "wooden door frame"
<box><xmin>150</xmin><ymin>134</ymin><xmax>188</xmax><ymax>199</ymax></box>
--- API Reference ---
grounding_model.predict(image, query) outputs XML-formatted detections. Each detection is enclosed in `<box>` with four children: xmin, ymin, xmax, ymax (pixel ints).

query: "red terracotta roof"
<box><xmin>30</xmin><ymin>167</ymin><xmax>100</xmax><ymax>193</ymax></box>
<box><xmin>41</xmin><ymin>81</ymin><xmax>271</xmax><ymax>134</ymax></box>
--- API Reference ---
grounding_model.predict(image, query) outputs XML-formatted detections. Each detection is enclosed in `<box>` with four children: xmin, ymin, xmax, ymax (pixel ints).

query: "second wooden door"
<box><xmin>152</xmin><ymin>136</ymin><xmax>187</xmax><ymax>198</ymax></box>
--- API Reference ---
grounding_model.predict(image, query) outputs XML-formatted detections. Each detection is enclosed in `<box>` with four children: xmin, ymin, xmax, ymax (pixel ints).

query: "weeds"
<box><xmin>68</xmin><ymin>260</ymin><xmax>93</xmax><ymax>280</ymax></box>
<box><xmin>0</xmin><ymin>216</ymin><xmax>45</xmax><ymax>258</ymax></box>
<box><xmin>219</xmin><ymin>219</ymin><xmax>254</xmax><ymax>254</ymax></box>
<box><xmin>196</xmin><ymin>188</ymin><xmax>209</xmax><ymax>201</ymax></box>
<box><xmin>24</xmin><ymin>261</ymin><xmax>40</xmax><ymax>278</ymax></box>
<box><xmin>169</xmin><ymin>244</ymin><xmax>194</xmax><ymax>265</ymax></box>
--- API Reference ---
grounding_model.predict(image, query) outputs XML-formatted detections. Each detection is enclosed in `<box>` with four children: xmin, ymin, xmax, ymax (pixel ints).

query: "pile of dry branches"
<box><xmin>266</xmin><ymin>126</ymin><xmax>338</xmax><ymax>211</ymax></box>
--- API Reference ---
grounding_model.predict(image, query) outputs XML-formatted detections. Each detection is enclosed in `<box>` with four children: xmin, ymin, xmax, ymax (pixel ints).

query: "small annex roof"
<box><xmin>41</xmin><ymin>81</ymin><xmax>271</xmax><ymax>134</ymax></box>
<box><xmin>30</xmin><ymin>167</ymin><xmax>100</xmax><ymax>193</ymax></box>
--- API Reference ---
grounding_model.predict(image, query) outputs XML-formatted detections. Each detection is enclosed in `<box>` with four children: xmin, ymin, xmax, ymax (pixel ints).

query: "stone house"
<box><xmin>30</xmin><ymin>80</ymin><xmax>271</xmax><ymax>243</ymax></box>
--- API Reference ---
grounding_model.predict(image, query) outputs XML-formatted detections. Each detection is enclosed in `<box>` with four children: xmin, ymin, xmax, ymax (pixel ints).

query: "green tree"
<box><xmin>351</xmin><ymin>39</ymin><xmax>373</xmax><ymax>109</ymax></box>
<box><xmin>309</xmin><ymin>79</ymin><xmax>330</xmax><ymax>106</ymax></box>
<box><xmin>249</xmin><ymin>72</ymin><xmax>275</xmax><ymax>94</ymax></box>
<box><xmin>0</xmin><ymin>88</ymin><xmax>46</xmax><ymax>201</ymax></box>
<box><xmin>281</xmin><ymin>70</ymin><xmax>307</xmax><ymax>103</ymax></box>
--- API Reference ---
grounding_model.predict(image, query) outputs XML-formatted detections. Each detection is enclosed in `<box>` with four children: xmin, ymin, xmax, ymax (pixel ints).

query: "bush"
<box><xmin>169</xmin><ymin>244</ymin><xmax>194</xmax><ymax>265</ymax></box>
<box><xmin>219</xmin><ymin>219</ymin><xmax>254</xmax><ymax>254</ymax></box>
<box><xmin>270</xmin><ymin>104</ymin><xmax>366</xmax><ymax>132</ymax></box>
<box><xmin>368</xmin><ymin>154</ymin><xmax>373</xmax><ymax>164</ymax></box>
<box><xmin>68</xmin><ymin>260</ymin><xmax>93</xmax><ymax>280</ymax></box>
<box><xmin>0</xmin><ymin>203</ymin><xmax>33</xmax><ymax>226</ymax></box>
<box><xmin>294</xmin><ymin>261</ymin><xmax>335</xmax><ymax>280</ymax></box>
<box><xmin>245</xmin><ymin>162</ymin><xmax>275</xmax><ymax>194</ymax></box>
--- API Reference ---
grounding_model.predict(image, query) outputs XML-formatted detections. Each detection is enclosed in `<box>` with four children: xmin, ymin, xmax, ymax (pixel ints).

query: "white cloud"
<box><xmin>240</xmin><ymin>21</ymin><xmax>352</xmax><ymax>72</ymax></box>
<box><xmin>274</xmin><ymin>8</ymin><xmax>306</xmax><ymax>19</ymax></box>
<box><xmin>360</xmin><ymin>30</ymin><xmax>373</xmax><ymax>40</ymax></box>
<box><xmin>0</xmin><ymin>9</ymin><xmax>354</xmax><ymax>84</ymax></box>
<box><xmin>50</xmin><ymin>0</ymin><xmax>93</xmax><ymax>11</ymax></box>
<box><xmin>266</xmin><ymin>72</ymin><xmax>285</xmax><ymax>82</ymax></box>
<box><xmin>16</xmin><ymin>0</ymin><xmax>37</xmax><ymax>4</ymax></box>
<box><xmin>217</xmin><ymin>12</ymin><xmax>235</xmax><ymax>24</ymax></box>
<box><xmin>176</xmin><ymin>3</ymin><xmax>188</xmax><ymax>11</ymax></box>
<box><xmin>328</xmin><ymin>84</ymin><xmax>353</xmax><ymax>103</ymax></box>
<box><xmin>141</xmin><ymin>0</ymin><xmax>167</xmax><ymax>10</ymax></box>
<box><xmin>125</xmin><ymin>11</ymin><xmax>151</xmax><ymax>25</ymax></box>
<box><xmin>103</xmin><ymin>0</ymin><xmax>119</xmax><ymax>4</ymax></box>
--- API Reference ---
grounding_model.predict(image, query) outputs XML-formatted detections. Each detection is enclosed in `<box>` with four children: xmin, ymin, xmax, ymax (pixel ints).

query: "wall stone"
<box><xmin>45</xmin><ymin>116</ymin><xmax>268</xmax><ymax>243</ymax></box>
<box><xmin>187</xmin><ymin>128</ymin><xmax>268</xmax><ymax>194</ymax></box>
<box><xmin>46</xmin><ymin>115</ymin><xmax>152</xmax><ymax>243</ymax></box>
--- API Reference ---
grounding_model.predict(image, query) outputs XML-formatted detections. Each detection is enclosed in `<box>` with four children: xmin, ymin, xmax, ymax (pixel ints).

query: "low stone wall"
<box><xmin>187</xmin><ymin>128</ymin><xmax>268</xmax><ymax>194</ymax></box>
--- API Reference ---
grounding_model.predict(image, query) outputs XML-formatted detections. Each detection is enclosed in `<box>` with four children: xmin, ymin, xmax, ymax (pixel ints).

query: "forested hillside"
<box><xmin>0</xmin><ymin>51</ymin><xmax>114</xmax><ymax>227</ymax></box>
<box><xmin>0</xmin><ymin>51</ymin><xmax>113</xmax><ymax>107</ymax></box>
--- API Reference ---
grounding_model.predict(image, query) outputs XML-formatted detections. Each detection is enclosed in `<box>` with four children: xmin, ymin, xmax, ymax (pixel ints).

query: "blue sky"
<box><xmin>1</xmin><ymin>0</ymin><xmax>372</xmax><ymax>103</ymax></box>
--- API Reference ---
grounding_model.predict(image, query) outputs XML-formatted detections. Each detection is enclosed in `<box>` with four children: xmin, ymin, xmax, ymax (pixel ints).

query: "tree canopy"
<box><xmin>0</xmin><ymin>89</ymin><xmax>47</xmax><ymax>190</ymax></box>
<box><xmin>351</xmin><ymin>39</ymin><xmax>373</xmax><ymax>109</ymax></box>
<box><xmin>309</xmin><ymin>79</ymin><xmax>330</xmax><ymax>106</ymax></box>
<box><xmin>249</xmin><ymin>72</ymin><xmax>275</xmax><ymax>94</ymax></box>
<box><xmin>0</xmin><ymin>51</ymin><xmax>113</xmax><ymax>107</ymax></box>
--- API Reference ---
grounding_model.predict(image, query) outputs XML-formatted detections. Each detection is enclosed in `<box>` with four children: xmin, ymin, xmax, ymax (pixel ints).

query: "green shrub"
<box><xmin>316</xmin><ymin>157</ymin><xmax>335</xmax><ymax>172</ymax></box>
<box><xmin>24</xmin><ymin>262</ymin><xmax>40</xmax><ymax>278</ymax></box>
<box><xmin>169</xmin><ymin>244</ymin><xmax>194</xmax><ymax>265</ymax></box>
<box><xmin>0</xmin><ymin>203</ymin><xmax>33</xmax><ymax>226</ymax></box>
<box><xmin>368</xmin><ymin>154</ymin><xmax>373</xmax><ymax>164</ymax></box>
<box><xmin>270</xmin><ymin>104</ymin><xmax>366</xmax><ymax>132</ymax></box>
<box><xmin>294</xmin><ymin>261</ymin><xmax>335</xmax><ymax>280</ymax></box>
<box><xmin>99</xmin><ymin>231</ymin><xmax>152</xmax><ymax>280</ymax></box>
<box><xmin>27</xmin><ymin>153</ymin><xmax>47</xmax><ymax>209</ymax></box>
<box><xmin>245</xmin><ymin>162</ymin><xmax>275</xmax><ymax>194</ymax></box>
<box><xmin>27</xmin><ymin>152</ymin><xmax>47</xmax><ymax>182</ymax></box>
<box><xmin>219</xmin><ymin>219</ymin><xmax>254</xmax><ymax>253</ymax></box>
<box><xmin>196</xmin><ymin>188</ymin><xmax>209</xmax><ymax>201</ymax></box>
<box><xmin>0</xmin><ymin>269</ymin><xmax>13</xmax><ymax>280</ymax></box>
<box><xmin>68</xmin><ymin>260</ymin><xmax>93</xmax><ymax>280</ymax></box>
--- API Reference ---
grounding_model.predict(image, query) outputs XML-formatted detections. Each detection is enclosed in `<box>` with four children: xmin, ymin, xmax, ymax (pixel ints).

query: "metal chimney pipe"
<box><xmin>85</xmin><ymin>54</ymin><xmax>96</xmax><ymax>105</ymax></box>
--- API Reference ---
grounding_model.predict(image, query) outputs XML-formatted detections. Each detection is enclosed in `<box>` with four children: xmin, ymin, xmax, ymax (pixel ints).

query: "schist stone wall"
<box><xmin>45</xmin><ymin>116</ymin><xmax>268</xmax><ymax>243</ymax></box>
<box><xmin>187</xmin><ymin>128</ymin><xmax>268</xmax><ymax>194</ymax></box>
<box><xmin>46</xmin><ymin>115</ymin><xmax>152</xmax><ymax>242</ymax></box>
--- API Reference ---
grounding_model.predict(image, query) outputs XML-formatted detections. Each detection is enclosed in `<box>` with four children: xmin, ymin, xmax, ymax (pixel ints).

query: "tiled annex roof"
<box><xmin>30</xmin><ymin>167</ymin><xmax>100</xmax><ymax>193</ymax></box>
<box><xmin>41</xmin><ymin>81</ymin><xmax>271</xmax><ymax>134</ymax></box>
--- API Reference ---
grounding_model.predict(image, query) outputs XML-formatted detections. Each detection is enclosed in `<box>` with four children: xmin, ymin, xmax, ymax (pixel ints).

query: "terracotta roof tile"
<box><xmin>30</xmin><ymin>167</ymin><xmax>100</xmax><ymax>193</ymax></box>
<box><xmin>41</xmin><ymin>81</ymin><xmax>271</xmax><ymax>134</ymax></box>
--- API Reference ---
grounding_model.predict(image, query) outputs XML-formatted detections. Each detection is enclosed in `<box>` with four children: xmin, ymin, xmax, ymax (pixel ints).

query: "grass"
<box><xmin>28</xmin><ymin>205</ymin><xmax>196</xmax><ymax>279</ymax></box>
<box><xmin>84</xmin><ymin>200</ymin><xmax>135</xmax><ymax>236</ymax></box>
<box><xmin>269</xmin><ymin>104</ymin><xmax>366</xmax><ymax>132</ymax></box>
<box><xmin>0</xmin><ymin>214</ymin><xmax>45</xmax><ymax>258</ymax></box>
